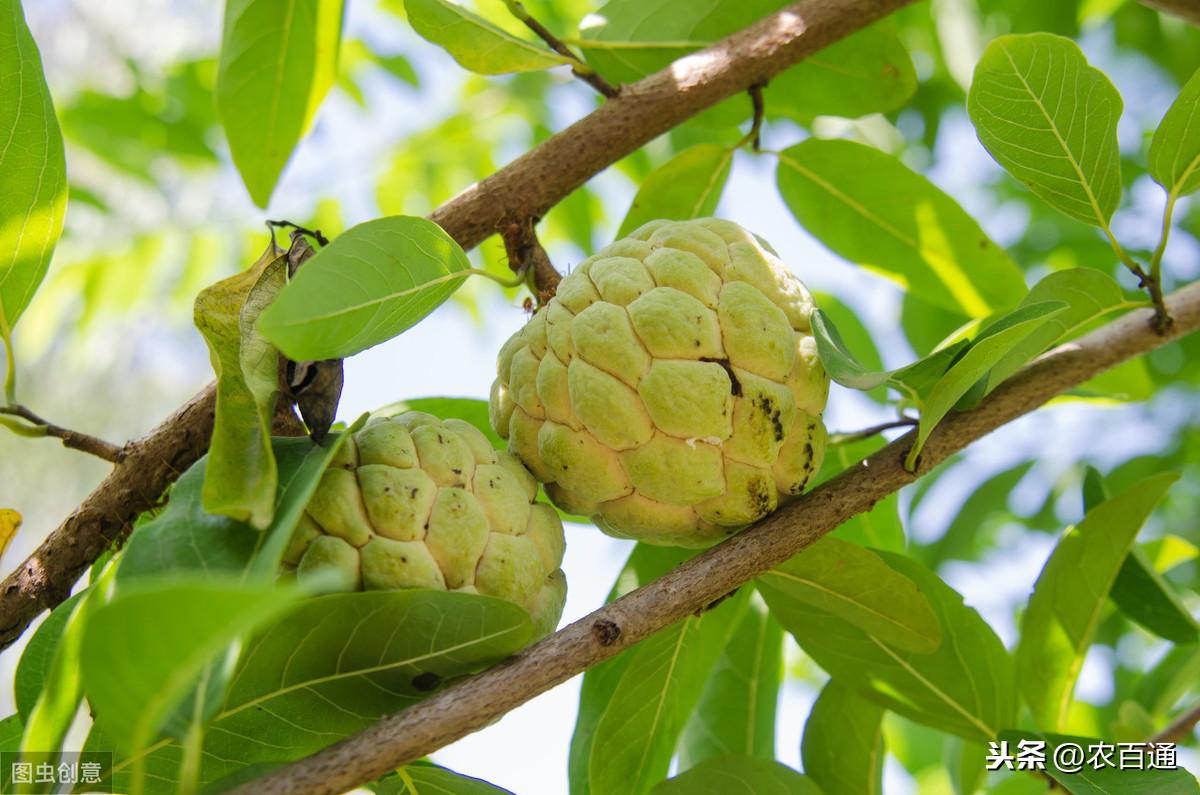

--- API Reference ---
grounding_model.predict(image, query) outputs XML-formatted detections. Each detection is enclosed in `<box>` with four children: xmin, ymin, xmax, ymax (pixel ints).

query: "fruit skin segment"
<box><xmin>490</xmin><ymin>218</ymin><xmax>830</xmax><ymax>547</ymax></box>
<box><xmin>283</xmin><ymin>412</ymin><xmax>568</xmax><ymax>638</ymax></box>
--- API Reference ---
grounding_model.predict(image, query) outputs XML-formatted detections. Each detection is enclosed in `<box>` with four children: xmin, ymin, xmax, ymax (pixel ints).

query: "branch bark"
<box><xmin>0</xmin><ymin>0</ymin><xmax>916</xmax><ymax>650</ymax></box>
<box><xmin>1138</xmin><ymin>0</ymin><xmax>1200</xmax><ymax>26</ymax></box>
<box><xmin>238</xmin><ymin>284</ymin><xmax>1200</xmax><ymax>795</ymax></box>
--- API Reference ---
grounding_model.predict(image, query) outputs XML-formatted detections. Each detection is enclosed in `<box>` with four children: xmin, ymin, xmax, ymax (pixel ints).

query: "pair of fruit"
<box><xmin>285</xmin><ymin>218</ymin><xmax>830</xmax><ymax>637</ymax></box>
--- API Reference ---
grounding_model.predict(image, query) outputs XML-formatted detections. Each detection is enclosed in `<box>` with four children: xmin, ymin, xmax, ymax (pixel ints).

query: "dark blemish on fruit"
<box><xmin>755</xmin><ymin>394</ymin><xmax>784</xmax><ymax>442</ymax></box>
<box><xmin>451</xmin><ymin>467</ymin><xmax>463</xmax><ymax>475</ymax></box>
<box><xmin>747</xmin><ymin>477</ymin><xmax>771</xmax><ymax>517</ymax></box>
<box><xmin>410</xmin><ymin>487</ymin><xmax>419</xmax><ymax>498</ymax></box>
<box><xmin>701</xmin><ymin>357</ymin><xmax>741</xmax><ymax>396</ymax></box>
<box><xmin>401</xmin><ymin>556</ymin><xmax>408</xmax><ymax>563</ymax></box>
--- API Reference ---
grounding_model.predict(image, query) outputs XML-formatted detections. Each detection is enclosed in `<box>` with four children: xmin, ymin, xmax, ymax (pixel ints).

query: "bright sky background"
<box><xmin>1</xmin><ymin>1</ymin><xmax>1196</xmax><ymax>792</ymax></box>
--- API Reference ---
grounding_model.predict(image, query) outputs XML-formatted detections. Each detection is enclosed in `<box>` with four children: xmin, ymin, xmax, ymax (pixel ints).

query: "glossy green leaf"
<box><xmin>988</xmin><ymin>269</ymin><xmax>1137</xmax><ymax>389</ymax></box>
<box><xmin>377</xmin><ymin>763</ymin><xmax>514</xmax><ymax>793</ymax></box>
<box><xmin>999</xmin><ymin>731</ymin><xmax>1200</xmax><ymax>794</ymax></box>
<box><xmin>216</xmin><ymin>0</ymin><xmax>345</xmax><ymax>206</ymax></box>
<box><xmin>759</xmin><ymin>538</ymin><xmax>941</xmax><ymax>653</ymax></box>
<box><xmin>919</xmin><ymin>461</ymin><xmax>1035</xmax><ymax>567</ymax></box>
<box><xmin>678</xmin><ymin>589</ymin><xmax>782</xmax><ymax>769</ymax></box>
<box><xmin>258</xmin><ymin>216</ymin><xmax>472</xmax><ymax>360</ymax></box>
<box><xmin>777</xmin><ymin>138</ymin><xmax>1026</xmax><ymax>317</ymax></box>
<box><xmin>652</xmin><ymin>756</ymin><xmax>821</xmax><ymax>795</ymax></box>
<box><xmin>99</xmin><ymin>590</ymin><xmax>531</xmax><ymax>793</ymax></box>
<box><xmin>1134</xmin><ymin>645</ymin><xmax>1200</xmax><ymax>718</ymax></box>
<box><xmin>195</xmin><ymin>241</ymin><xmax>287</xmax><ymax>528</ymax></box>
<box><xmin>1</xmin><ymin>0</ymin><xmax>67</xmax><ymax>377</ymax></box>
<box><xmin>801</xmin><ymin>680</ymin><xmax>885</xmax><ymax>795</ymax></box>
<box><xmin>817</xmin><ymin>437</ymin><xmax>905</xmax><ymax>552</ymax></box>
<box><xmin>907</xmin><ymin>300</ymin><xmax>1066</xmax><ymax>468</ymax></box>
<box><xmin>405</xmin><ymin>0</ymin><xmax>568</xmax><ymax>74</ymax></box>
<box><xmin>770</xmin><ymin>552</ymin><xmax>1016</xmax><ymax>742</ymax></box>
<box><xmin>1015</xmin><ymin>472</ymin><xmax>1179</xmax><ymax>730</ymax></box>
<box><xmin>968</xmin><ymin>33</ymin><xmax>1123</xmax><ymax>227</ymax></box>
<box><xmin>588</xmin><ymin>589</ymin><xmax>750</xmax><ymax>795</ymax></box>
<box><xmin>570</xmin><ymin>545</ymin><xmax>694</xmax><ymax>795</ymax></box>
<box><xmin>1149</xmin><ymin>67</ymin><xmax>1200</xmax><ymax>197</ymax></box>
<box><xmin>618</xmin><ymin>144</ymin><xmax>733</xmax><ymax>237</ymax></box>
<box><xmin>80</xmin><ymin>577</ymin><xmax>306</xmax><ymax>758</ymax></box>
<box><xmin>0</xmin><ymin>714</ymin><xmax>21</xmax><ymax>753</ymax></box>
<box><xmin>14</xmin><ymin>591</ymin><xmax>85</xmax><ymax>721</ymax></box>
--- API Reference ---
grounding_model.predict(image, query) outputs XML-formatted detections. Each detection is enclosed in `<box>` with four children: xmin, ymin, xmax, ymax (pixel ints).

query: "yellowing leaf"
<box><xmin>0</xmin><ymin>508</ymin><xmax>21</xmax><ymax>558</ymax></box>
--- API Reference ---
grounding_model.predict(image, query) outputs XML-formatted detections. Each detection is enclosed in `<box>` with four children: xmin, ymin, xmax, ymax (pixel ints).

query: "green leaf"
<box><xmin>0</xmin><ymin>715</ymin><xmax>21</xmax><ymax>753</ymax></box>
<box><xmin>1015</xmin><ymin>472</ymin><xmax>1179</xmax><ymax>730</ymax></box>
<box><xmin>678</xmin><ymin>589</ymin><xmax>782</xmax><ymax>769</ymax></box>
<box><xmin>919</xmin><ymin>461</ymin><xmax>1035</xmax><ymax>567</ymax></box>
<box><xmin>80</xmin><ymin>577</ymin><xmax>306</xmax><ymax>758</ymax></box>
<box><xmin>819</xmin><ymin>442</ymin><xmax>905</xmax><ymax>552</ymax></box>
<box><xmin>759</xmin><ymin>538</ymin><xmax>941</xmax><ymax>653</ymax></box>
<box><xmin>258</xmin><ymin>216</ymin><xmax>472</xmax><ymax>360</ymax></box>
<box><xmin>195</xmin><ymin>241</ymin><xmax>288</xmax><ymax>528</ymax></box>
<box><xmin>14</xmin><ymin>591</ymin><xmax>85</xmax><ymax>721</ymax></box>
<box><xmin>998</xmin><ymin>731</ymin><xmax>1200</xmax><ymax>794</ymax></box>
<box><xmin>1149</xmin><ymin>67</ymin><xmax>1200</xmax><ymax>197</ymax></box>
<box><xmin>1134</xmin><ymin>644</ymin><xmax>1200</xmax><ymax>718</ymax></box>
<box><xmin>101</xmin><ymin>590</ymin><xmax>531</xmax><ymax>793</ymax></box>
<box><xmin>216</xmin><ymin>0</ymin><xmax>345</xmax><ymax>207</ymax></box>
<box><xmin>777</xmin><ymin>138</ymin><xmax>1026</xmax><ymax>317</ymax></box>
<box><xmin>377</xmin><ymin>763</ymin><xmax>514</xmax><ymax>794</ymax></box>
<box><xmin>1111</xmin><ymin>546</ymin><xmax>1199</xmax><ymax>644</ymax></box>
<box><xmin>967</xmin><ymin>33</ymin><xmax>1123</xmax><ymax>228</ymax></box>
<box><xmin>570</xmin><ymin>544</ymin><xmax>698</xmax><ymax>795</ymax></box>
<box><xmin>618</xmin><ymin>145</ymin><xmax>733</xmax><ymax>238</ymax></box>
<box><xmin>651</xmin><ymin>756</ymin><xmax>821</xmax><ymax>795</ymax></box>
<box><xmin>770</xmin><ymin>552</ymin><xmax>1015</xmax><ymax>742</ymax></box>
<box><xmin>907</xmin><ymin>300</ymin><xmax>1066</xmax><ymax>468</ymax></box>
<box><xmin>987</xmin><ymin>269</ymin><xmax>1137</xmax><ymax>391</ymax></box>
<box><xmin>588</xmin><ymin>590</ymin><xmax>750</xmax><ymax>795</ymax></box>
<box><xmin>1</xmin><ymin>0</ymin><xmax>68</xmax><ymax>381</ymax></box>
<box><xmin>801</xmin><ymin>680</ymin><xmax>885</xmax><ymax>795</ymax></box>
<box><xmin>405</xmin><ymin>0</ymin><xmax>569</xmax><ymax>75</ymax></box>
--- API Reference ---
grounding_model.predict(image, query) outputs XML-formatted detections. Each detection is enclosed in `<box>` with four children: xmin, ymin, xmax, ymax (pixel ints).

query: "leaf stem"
<box><xmin>0</xmin><ymin>405</ymin><xmax>125</xmax><ymax>463</ymax></box>
<box><xmin>1</xmin><ymin>324</ymin><xmax>14</xmax><ymax>405</ymax></box>
<box><xmin>735</xmin><ymin>82</ymin><xmax>767</xmax><ymax>151</ymax></box>
<box><xmin>1104</xmin><ymin>226</ymin><xmax>1171</xmax><ymax>333</ymax></box>
<box><xmin>502</xmin><ymin>0</ymin><xmax>619</xmax><ymax>97</ymax></box>
<box><xmin>467</xmin><ymin>267</ymin><xmax>528</xmax><ymax>289</ymax></box>
<box><xmin>830</xmin><ymin>416</ymin><xmax>918</xmax><ymax>446</ymax></box>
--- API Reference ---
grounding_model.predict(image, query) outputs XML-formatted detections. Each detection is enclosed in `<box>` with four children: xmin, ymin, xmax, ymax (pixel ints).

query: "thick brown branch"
<box><xmin>0</xmin><ymin>0</ymin><xmax>915</xmax><ymax>649</ymax></box>
<box><xmin>237</xmin><ymin>283</ymin><xmax>1200</xmax><ymax>795</ymax></box>
<box><xmin>1152</xmin><ymin>702</ymin><xmax>1200</xmax><ymax>745</ymax></box>
<box><xmin>0</xmin><ymin>405</ymin><xmax>125</xmax><ymax>463</ymax></box>
<box><xmin>1138</xmin><ymin>0</ymin><xmax>1200</xmax><ymax>26</ymax></box>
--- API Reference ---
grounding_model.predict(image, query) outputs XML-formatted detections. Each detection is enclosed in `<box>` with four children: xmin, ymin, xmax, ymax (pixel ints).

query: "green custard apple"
<box><xmin>489</xmin><ymin>218</ymin><xmax>829</xmax><ymax>547</ymax></box>
<box><xmin>284</xmin><ymin>412</ymin><xmax>567</xmax><ymax>638</ymax></box>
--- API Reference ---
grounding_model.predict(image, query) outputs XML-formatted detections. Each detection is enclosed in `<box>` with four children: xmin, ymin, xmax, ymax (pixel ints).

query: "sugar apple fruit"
<box><xmin>283</xmin><ymin>412</ymin><xmax>567</xmax><ymax>638</ymax></box>
<box><xmin>489</xmin><ymin>218</ymin><xmax>829</xmax><ymax>547</ymax></box>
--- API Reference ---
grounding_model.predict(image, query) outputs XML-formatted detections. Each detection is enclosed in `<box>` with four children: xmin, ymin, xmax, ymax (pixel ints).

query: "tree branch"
<box><xmin>1151</xmin><ymin>701</ymin><xmax>1200</xmax><ymax>745</ymax></box>
<box><xmin>502</xmin><ymin>0</ymin><xmax>620</xmax><ymax>98</ymax></box>
<box><xmin>0</xmin><ymin>0</ymin><xmax>916</xmax><ymax>650</ymax></box>
<box><xmin>1138</xmin><ymin>0</ymin><xmax>1200</xmax><ymax>26</ymax></box>
<box><xmin>0</xmin><ymin>405</ymin><xmax>125</xmax><ymax>463</ymax></box>
<box><xmin>237</xmin><ymin>283</ymin><xmax>1200</xmax><ymax>795</ymax></box>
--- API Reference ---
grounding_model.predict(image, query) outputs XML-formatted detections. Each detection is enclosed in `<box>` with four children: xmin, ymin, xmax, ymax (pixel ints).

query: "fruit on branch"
<box><xmin>283</xmin><ymin>412</ymin><xmax>568</xmax><ymax>637</ymax></box>
<box><xmin>490</xmin><ymin>218</ymin><xmax>829</xmax><ymax>547</ymax></box>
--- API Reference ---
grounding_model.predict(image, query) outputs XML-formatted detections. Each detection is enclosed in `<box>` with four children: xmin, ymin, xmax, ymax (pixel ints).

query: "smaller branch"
<box><xmin>738</xmin><ymin>82</ymin><xmax>767</xmax><ymax>151</ymax></box>
<box><xmin>267</xmin><ymin>219</ymin><xmax>329</xmax><ymax>248</ymax></box>
<box><xmin>502</xmin><ymin>0</ymin><xmax>619</xmax><ymax>98</ymax></box>
<box><xmin>1104</xmin><ymin>227</ymin><xmax>1172</xmax><ymax>333</ymax></box>
<box><xmin>1151</xmin><ymin>702</ymin><xmax>1200</xmax><ymax>745</ymax></box>
<box><xmin>0</xmin><ymin>405</ymin><xmax>125</xmax><ymax>463</ymax></box>
<box><xmin>1138</xmin><ymin>0</ymin><xmax>1200</xmax><ymax>25</ymax></box>
<box><xmin>830</xmin><ymin>416</ymin><xmax>918</xmax><ymax>445</ymax></box>
<box><xmin>501</xmin><ymin>216</ymin><xmax>562</xmax><ymax>302</ymax></box>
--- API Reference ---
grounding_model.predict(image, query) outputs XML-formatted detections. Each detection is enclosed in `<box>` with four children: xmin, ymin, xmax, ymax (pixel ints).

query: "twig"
<box><xmin>741</xmin><ymin>82</ymin><xmax>767</xmax><ymax>150</ymax></box>
<box><xmin>0</xmin><ymin>405</ymin><xmax>125</xmax><ymax>463</ymax></box>
<box><xmin>1138</xmin><ymin>0</ymin><xmax>1200</xmax><ymax>25</ymax></box>
<box><xmin>236</xmin><ymin>283</ymin><xmax>1200</xmax><ymax>795</ymax></box>
<box><xmin>0</xmin><ymin>0</ymin><xmax>920</xmax><ymax>650</ymax></box>
<box><xmin>502</xmin><ymin>0</ymin><xmax>619</xmax><ymax>98</ymax></box>
<box><xmin>1151</xmin><ymin>702</ymin><xmax>1200</xmax><ymax>745</ymax></box>
<box><xmin>1103</xmin><ymin>229</ymin><xmax>1172</xmax><ymax>333</ymax></box>
<box><xmin>830</xmin><ymin>416</ymin><xmax>918</xmax><ymax>445</ymax></box>
<box><xmin>501</xmin><ymin>216</ymin><xmax>561</xmax><ymax>303</ymax></box>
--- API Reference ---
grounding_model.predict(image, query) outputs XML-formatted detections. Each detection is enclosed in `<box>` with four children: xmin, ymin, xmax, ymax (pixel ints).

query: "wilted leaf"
<box><xmin>759</xmin><ymin>538</ymin><xmax>941</xmax><ymax>653</ymax></box>
<box><xmin>651</xmin><ymin>756</ymin><xmax>821</xmax><ymax>795</ymax></box>
<box><xmin>195</xmin><ymin>241</ymin><xmax>287</xmax><ymax>528</ymax></box>
<box><xmin>770</xmin><ymin>552</ymin><xmax>1015</xmax><ymax>742</ymax></box>
<box><xmin>1149</xmin><ymin>67</ymin><xmax>1200</xmax><ymax>198</ymax></box>
<box><xmin>618</xmin><ymin>145</ymin><xmax>733</xmax><ymax>237</ymax></box>
<box><xmin>100</xmin><ymin>590</ymin><xmax>531</xmax><ymax>793</ymax></box>
<box><xmin>1</xmin><ymin>0</ymin><xmax>67</xmax><ymax>381</ymax></box>
<box><xmin>405</xmin><ymin>0</ymin><xmax>569</xmax><ymax>74</ymax></box>
<box><xmin>1015</xmin><ymin>472</ymin><xmax>1178</xmax><ymax>730</ymax></box>
<box><xmin>258</xmin><ymin>216</ymin><xmax>472</xmax><ymax>360</ymax></box>
<box><xmin>678</xmin><ymin>589</ymin><xmax>782</xmax><ymax>769</ymax></box>
<box><xmin>216</xmin><ymin>0</ymin><xmax>345</xmax><ymax>206</ymax></box>
<box><xmin>968</xmin><ymin>34</ymin><xmax>1123</xmax><ymax>228</ymax></box>
<box><xmin>801</xmin><ymin>680</ymin><xmax>885</xmax><ymax>795</ymax></box>
<box><xmin>777</xmin><ymin>139</ymin><xmax>1026</xmax><ymax>317</ymax></box>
